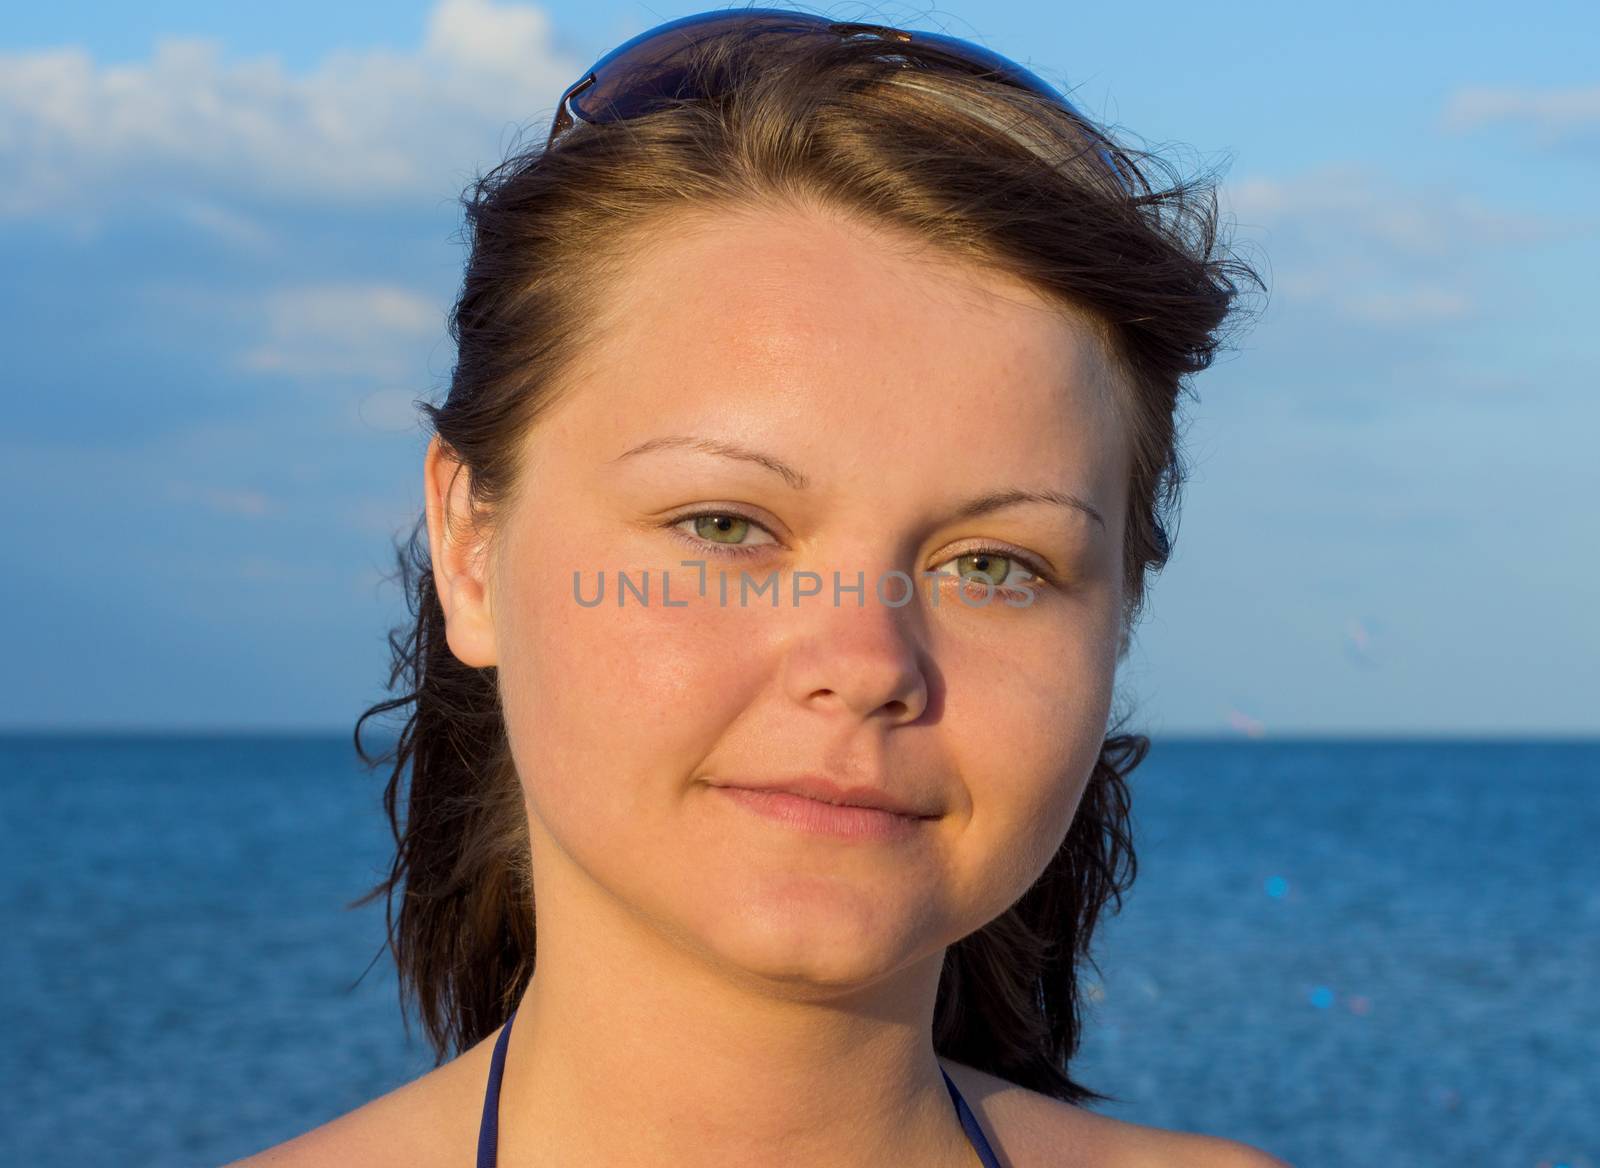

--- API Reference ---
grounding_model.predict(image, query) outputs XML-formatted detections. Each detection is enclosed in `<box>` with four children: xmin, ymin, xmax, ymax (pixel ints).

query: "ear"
<box><xmin>423</xmin><ymin>434</ymin><xmax>498</xmax><ymax>668</ymax></box>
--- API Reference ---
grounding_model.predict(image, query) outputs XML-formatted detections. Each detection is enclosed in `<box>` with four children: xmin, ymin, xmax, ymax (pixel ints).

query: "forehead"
<box><xmin>543</xmin><ymin>201</ymin><xmax>1126</xmax><ymax>485</ymax></box>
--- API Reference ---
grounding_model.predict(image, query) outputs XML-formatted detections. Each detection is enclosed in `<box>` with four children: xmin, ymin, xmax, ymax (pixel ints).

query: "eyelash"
<box><xmin>661</xmin><ymin>508</ymin><xmax>1057</xmax><ymax>595</ymax></box>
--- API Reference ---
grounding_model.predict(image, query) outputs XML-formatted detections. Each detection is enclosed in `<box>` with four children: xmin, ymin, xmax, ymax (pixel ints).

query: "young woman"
<box><xmin>230</xmin><ymin>9</ymin><xmax>1277</xmax><ymax>1166</ymax></box>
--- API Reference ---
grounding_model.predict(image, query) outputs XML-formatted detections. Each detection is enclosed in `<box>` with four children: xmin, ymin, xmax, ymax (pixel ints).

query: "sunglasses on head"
<box><xmin>546</xmin><ymin>7</ymin><xmax>1125</xmax><ymax>181</ymax></box>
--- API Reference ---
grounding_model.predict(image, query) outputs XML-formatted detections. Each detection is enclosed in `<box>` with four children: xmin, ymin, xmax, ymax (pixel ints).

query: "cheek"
<box><xmin>494</xmin><ymin>560</ymin><xmax>765</xmax><ymax>840</ymax></box>
<box><xmin>939</xmin><ymin>616</ymin><xmax>1113</xmax><ymax>900</ymax></box>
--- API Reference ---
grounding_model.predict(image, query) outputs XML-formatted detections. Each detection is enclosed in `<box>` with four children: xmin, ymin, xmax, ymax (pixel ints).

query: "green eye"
<box><xmin>666</xmin><ymin>509</ymin><xmax>780</xmax><ymax>558</ymax></box>
<box><xmin>692</xmin><ymin>514</ymin><xmax>751</xmax><ymax>545</ymax></box>
<box><xmin>953</xmin><ymin>551</ymin><xmax>1014</xmax><ymax>587</ymax></box>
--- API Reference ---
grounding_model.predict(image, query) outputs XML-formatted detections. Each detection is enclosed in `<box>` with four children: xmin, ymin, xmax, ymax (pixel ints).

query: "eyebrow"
<box><xmin>611</xmin><ymin>434</ymin><xmax>1107</xmax><ymax>531</ymax></box>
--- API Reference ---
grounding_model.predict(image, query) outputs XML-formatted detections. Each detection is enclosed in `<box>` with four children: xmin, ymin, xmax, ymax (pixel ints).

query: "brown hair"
<box><xmin>351</xmin><ymin>13</ymin><xmax>1263</xmax><ymax>1109</ymax></box>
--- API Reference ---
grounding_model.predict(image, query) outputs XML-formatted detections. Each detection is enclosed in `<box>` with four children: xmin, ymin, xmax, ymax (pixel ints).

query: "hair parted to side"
<box><xmin>351</xmin><ymin>9</ymin><xmax>1264</xmax><ymax>1108</ymax></box>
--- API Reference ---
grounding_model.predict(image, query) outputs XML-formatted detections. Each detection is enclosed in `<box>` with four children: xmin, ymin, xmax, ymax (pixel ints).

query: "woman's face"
<box><xmin>434</xmin><ymin>201</ymin><xmax>1128</xmax><ymax>994</ymax></box>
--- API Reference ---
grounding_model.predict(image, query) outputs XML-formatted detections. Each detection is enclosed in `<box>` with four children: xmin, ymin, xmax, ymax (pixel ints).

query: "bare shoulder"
<box><xmin>217</xmin><ymin>1040</ymin><xmax>487</xmax><ymax>1168</ymax></box>
<box><xmin>1141</xmin><ymin>1130</ymin><xmax>1296</xmax><ymax>1168</ymax></box>
<box><xmin>215</xmin><ymin>1076</ymin><xmax>450</xmax><ymax>1168</ymax></box>
<box><xmin>938</xmin><ymin>1058</ymin><xmax>1294</xmax><ymax>1168</ymax></box>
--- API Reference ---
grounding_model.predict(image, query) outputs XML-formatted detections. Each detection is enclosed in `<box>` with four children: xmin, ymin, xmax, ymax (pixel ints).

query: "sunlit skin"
<box><xmin>423</xmin><ymin>198</ymin><xmax>1130</xmax><ymax>1168</ymax></box>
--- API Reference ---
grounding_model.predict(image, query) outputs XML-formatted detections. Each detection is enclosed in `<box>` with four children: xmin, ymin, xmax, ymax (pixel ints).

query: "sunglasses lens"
<box><xmin>571</xmin><ymin>11</ymin><xmax>831</xmax><ymax>125</ymax></box>
<box><xmin>904</xmin><ymin>31</ymin><xmax>1064</xmax><ymax>104</ymax></box>
<box><xmin>560</xmin><ymin>10</ymin><xmax>1128</xmax><ymax>188</ymax></box>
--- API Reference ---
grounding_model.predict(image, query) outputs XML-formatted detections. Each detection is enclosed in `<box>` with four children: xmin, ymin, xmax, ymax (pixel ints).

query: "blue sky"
<box><xmin>2</xmin><ymin>0</ymin><xmax>1595</xmax><ymax>735</ymax></box>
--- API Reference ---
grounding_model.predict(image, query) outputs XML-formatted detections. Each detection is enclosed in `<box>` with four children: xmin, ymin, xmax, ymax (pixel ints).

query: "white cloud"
<box><xmin>163</xmin><ymin>481</ymin><xmax>277</xmax><ymax>517</ymax></box>
<box><xmin>353</xmin><ymin>386</ymin><xmax>434</xmax><ymax>433</ymax></box>
<box><xmin>0</xmin><ymin>0</ymin><xmax>581</xmax><ymax>225</ymax></box>
<box><xmin>168</xmin><ymin>197</ymin><xmax>277</xmax><ymax>251</ymax></box>
<box><xmin>338</xmin><ymin>495</ymin><xmax>426</xmax><ymax>539</ymax></box>
<box><xmin>236</xmin><ymin>282</ymin><xmax>444</xmax><ymax>381</ymax></box>
<box><xmin>1221</xmin><ymin>162</ymin><xmax>1560</xmax><ymax>326</ymax></box>
<box><xmin>1340</xmin><ymin>287</ymin><xmax>1472</xmax><ymax>326</ymax></box>
<box><xmin>424</xmin><ymin>0</ymin><xmax>563</xmax><ymax>75</ymax></box>
<box><xmin>1442</xmin><ymin>83</ymin><xmax>1600</xmax><ymax>148</ymax></box>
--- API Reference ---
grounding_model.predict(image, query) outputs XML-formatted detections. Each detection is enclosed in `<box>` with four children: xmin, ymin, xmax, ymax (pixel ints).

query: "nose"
<box><xmin>778</xmin><ymin>568</ymin><xmax>930</xmax><ymax>725</ymax></box>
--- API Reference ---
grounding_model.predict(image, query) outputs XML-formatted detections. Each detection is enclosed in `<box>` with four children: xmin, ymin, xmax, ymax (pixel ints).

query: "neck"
<box><xmin>488</xmin><ymin>842</ymin><xmax>980</xmax><ymax>1168</ymax></box>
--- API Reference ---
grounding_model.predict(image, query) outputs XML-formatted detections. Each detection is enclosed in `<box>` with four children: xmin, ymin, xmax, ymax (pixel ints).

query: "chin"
<box><xmin>678</xmin><ymin>873</ymin><xmax>941</xmax><ymax>990</ymax></box>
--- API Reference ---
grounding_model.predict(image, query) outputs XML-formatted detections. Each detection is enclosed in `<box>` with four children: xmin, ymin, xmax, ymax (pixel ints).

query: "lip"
<box><xmin>712</xmin><ymin>775</ymin><xmax>932</xmax><ymax>817</ymax></box>
<box><xmin>713</xmin><ymin>785</ymin><xmax>929</xmax><ymax>841</ymax></box>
